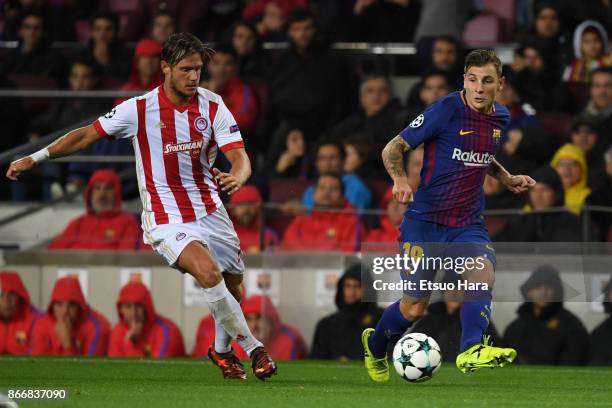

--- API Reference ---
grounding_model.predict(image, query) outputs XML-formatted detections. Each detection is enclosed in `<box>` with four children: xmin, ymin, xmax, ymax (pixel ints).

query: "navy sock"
<box><xmin>368</xmin><ymin>300</ymin><xmax>413</xmax><ymax>358</ymax></box>
<box><xmin>459</xmin><ymin>289</ymin><xmax>492</xmax><ymax>352</ymax></box>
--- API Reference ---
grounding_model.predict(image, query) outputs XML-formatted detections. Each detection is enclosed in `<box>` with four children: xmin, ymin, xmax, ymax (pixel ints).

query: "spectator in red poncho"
<box><xmin>114</xmin><ymin>38</ymin><xmax>163</xmax><ymax>105</ymax></box>
<box><xmin>31</xmin><ymin>277</ymin><xmax>110</xmax><ymax>356</ymax></box>
<box><xmin>201</xmin><ymin>45</ymin><xmax>258</xmax><ymax>134</ymax></box>
<box><xmin>108</xmin><ymin>282</ymin><xmax>185</xmax><ymax>358</ymax></box>
<box><xmin>229</xmin><ymin>185</ymin><xmax>279</xmax><ymax>253</ymax></box>
<box><xmin>193</xmin><ymin>295</ymin><xmax>306</xmax><ymax>360</ymax></box>
<box><xmin>282</xmin><ymin>173</ymin><xmax>361</xmax><ymax>252</ymax></box>
<box><xmin>0</xmin><ymin>271</ymin><xmax>39</xmax><ymax>355</ymax></box>
<box><xmin>48</xmin><ymin>169</ymin><xmax>140</xmax><ymax>251</ymax></box>
<box><xmin>365</xmin><ymin>187</ymin><xmax>407</xmax><ymax>244</ymax></box>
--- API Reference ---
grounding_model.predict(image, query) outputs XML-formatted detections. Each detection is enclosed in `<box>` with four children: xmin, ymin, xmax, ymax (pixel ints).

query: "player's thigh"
<box><xmin>198</xmin><ymin>207</ymin><xmax>245</xmax><ymax>276</ymax></box>
<box><xmin>177</xmin><ymin>241</ymin><xmax>223</xmax><ymax>287</ymax></box>
<box><xmin>448</xmin><ymin>224</ymin><xmax>496</xmax><ymax>286</ymax></box>
<box><xmin>399</xmin><ymin>218</ymin><xmax>444</xmax><ymax>301</ymax></box>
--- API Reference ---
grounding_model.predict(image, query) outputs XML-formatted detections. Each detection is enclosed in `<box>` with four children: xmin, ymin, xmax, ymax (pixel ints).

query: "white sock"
<box><xmin>202</xmin><ymin>280</ymin><xmax>263</xmax><ymax>356</ymax></box>
<box><xmin>214</xmin><ymin>320</ymin><xmax>232</xmax><ymax>354</ymax></box>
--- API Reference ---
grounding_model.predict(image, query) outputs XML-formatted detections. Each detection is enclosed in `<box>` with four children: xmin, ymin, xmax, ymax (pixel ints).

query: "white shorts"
<box><xmin>143</xmin><ymin>207</ymin><xmax>245</xmax><ymax>275</ymax></box>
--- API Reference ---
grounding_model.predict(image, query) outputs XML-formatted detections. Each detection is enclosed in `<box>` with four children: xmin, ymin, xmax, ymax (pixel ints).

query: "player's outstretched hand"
<box><xmin>6</xmin><ymin>156</ymin><xmax>35</xmax><ymax>181</ymax></box>
<box><xmin>505</xmin><ymin>174</ymin><xmax>536</xmax><ymax>194</ymax></box>
<box><xmin>393</xmin><ymin>177</ymin><xmax>413</xmax><ymax>204</ymax></box>
<box><xmin>212</xmin><ymin>168</ymin><xmax>244</xmax><ymax>195</ymax></box>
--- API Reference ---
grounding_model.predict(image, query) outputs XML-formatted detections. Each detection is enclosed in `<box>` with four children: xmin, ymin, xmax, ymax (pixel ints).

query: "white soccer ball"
<box><xmin>392</xmin><ymin>332</ymin><xmax>442</xmax><ymax>382</ymax></box>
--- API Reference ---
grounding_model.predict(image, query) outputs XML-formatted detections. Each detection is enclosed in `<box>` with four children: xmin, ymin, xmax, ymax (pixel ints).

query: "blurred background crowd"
<box><xmin>1</xmin><ymin>0</ymin><xmax>611</xmax><ymax>367</ymax></box>
<box><xmin>0</xmin><ymin>1</ymin><xmax>611</xmax><ymax>250</ymax></box>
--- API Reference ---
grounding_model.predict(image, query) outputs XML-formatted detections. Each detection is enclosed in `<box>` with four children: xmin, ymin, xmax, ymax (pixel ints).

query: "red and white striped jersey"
<box><xmin>92</xmin><ymin>86</ymin><xmax>245</xmax><ymax>228</ymax></box>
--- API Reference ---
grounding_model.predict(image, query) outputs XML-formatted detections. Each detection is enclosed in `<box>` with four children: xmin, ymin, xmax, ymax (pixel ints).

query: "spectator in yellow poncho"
<box><xmin>551</xmin><ymin>144</ymin><xmax>591</xmax><ymax>215</ymax></box>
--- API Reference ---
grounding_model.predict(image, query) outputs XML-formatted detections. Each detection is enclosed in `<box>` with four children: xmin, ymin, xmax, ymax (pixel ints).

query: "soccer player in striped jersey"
<box><xmin>7</xmin><ymin>33</ymin><xmax>276</xmax><ymax>380</ymax></box>
<box><xmin>362</xmin><ymin>49</ymin><xmax>536</xmax><ymax>381</ymax></box>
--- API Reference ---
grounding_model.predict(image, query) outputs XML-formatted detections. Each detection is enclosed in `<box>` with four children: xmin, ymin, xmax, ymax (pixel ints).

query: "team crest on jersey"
<box><xmin>492</xmin><ymin>128</ymin><xmax>501</xmax><ymax>144</ymax></box>
<box><xmin>194</xmin><ymin>116</ymin><xmax>208</xmax><ymax>132</ymax></box>
<box><xmin>409</xmin><ymin>114</ymin><xmax>424</xmax><ymax>128</ymax></box>
<box><xmin>176</xmin><ymin>232</ymin><xmax>186</xmax><ymax>241</ymax></box>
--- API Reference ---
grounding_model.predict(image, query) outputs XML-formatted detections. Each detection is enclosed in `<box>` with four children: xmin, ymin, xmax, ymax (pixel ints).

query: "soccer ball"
<box><xmin>392</xmin><ymin>333</ymin><xmax>442</xmax><ymax>382</ymax></box>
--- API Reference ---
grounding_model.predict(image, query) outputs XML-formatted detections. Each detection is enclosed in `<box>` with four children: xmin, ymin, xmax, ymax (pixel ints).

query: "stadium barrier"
<box><xmin>2</xmin><ymin>247</ymin><xmax>610</xmax><ymax>353</ymax></box>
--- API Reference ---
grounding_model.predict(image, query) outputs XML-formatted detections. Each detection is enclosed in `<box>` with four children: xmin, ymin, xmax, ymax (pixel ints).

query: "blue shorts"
<box><xmin>398</xmin><ymin>217</ymin><xmax>496</xmax><ymax>299</ymax></box>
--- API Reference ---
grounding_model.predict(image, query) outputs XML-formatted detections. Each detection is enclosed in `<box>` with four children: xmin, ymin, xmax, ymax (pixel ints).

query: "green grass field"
<box><xmin>1</xmin><ymin>357</ymin><xmax>611</xmax><ymax>408</ymax></box>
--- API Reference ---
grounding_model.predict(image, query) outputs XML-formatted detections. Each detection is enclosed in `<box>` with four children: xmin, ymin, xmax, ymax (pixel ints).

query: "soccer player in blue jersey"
<box><xmin>362</xmin><ymin>49</ymin><xmax>536</xmax><ymax>381</ymax></box>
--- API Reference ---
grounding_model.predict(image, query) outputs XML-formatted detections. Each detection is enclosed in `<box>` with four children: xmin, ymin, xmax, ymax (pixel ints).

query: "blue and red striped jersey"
<box><xmin>399</xmin><ymin>91</ymin><xmax>510</xmax><ymax>227</ymax></box>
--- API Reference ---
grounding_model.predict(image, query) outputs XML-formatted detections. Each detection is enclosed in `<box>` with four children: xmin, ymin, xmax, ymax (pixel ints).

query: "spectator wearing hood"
<box><xmin>551</xmin><ymin>144</ymin><xmax>592</xmax><ymax>215</ymax></box>
<box><xmin>586</xmin><ymin>146</ymin><xmax>612</xmax><ymax>241</ymax></box>
<box><xmin>330</xmin><ymin>74</ymin><xmax>403</xmax><ymax>151</ymax></box>
<box><xmin>563</xmin><ymin>20</ymin><xmax>611</xmax><ymax>84</ymax></box>
<box><xmin>310</xmin><ymin>264</ymin><xmax>383</xmax><ymax>360</ymax></box>
<box><xmin>114</xmin><ymin>39</ymin><xmax>164</xmax><ymax>106</ymax></box>
<box><xmin>193</xmin><ymin>294</ymin><xmax>306</xmax><ymax>360</ymax></box>
<box><xmin>201</xmin><ymin>45</ymin><xmax>258</xmax><ymax>135</ymax></box>
<box><xmin>495</xmin><ymin>165</ymin><xmax>582</xmax><ymax>242</ymax></box>
<box><xmin>365</xmin><ymin>187</ymin><xmax>405</xmax><ymax>244</ymax></box>
<box><xmin>589</xmin><ymin>275</ymin><xmax>612</xmax><ymax>365</ymax></box>
<box><xmin>283</xmin><ymin>174</ymin><xmax>362</xmax><ymax>252</ymax></box>
<box><xmin>503</xmin><ymin>265</ymin><xmax>588</xmax><ymax>365</ymax></box>
<box><xmin>48</xmin><ymin>169</ymin><xmax>140</xmax><ymax>251</ymax></box>
<box><xmin>0</xmin><ymin>271</ymin><xmax>39</xmax><ymax>355</ymax></box>
<box><xmin>31</xmin><ymin>277</ymin><xmax>110</xmax><ymax>356</ymax></box>
<box><xmin>108</xmin><ymin>282</ymin><xmax>185</xmax><ymax>358</ymax></box>
<box><xmin>411</xmin><ymin>272</ymin><xmax>500</xmax><ymax>363</ymax></box>
<box><xmin>229</xmin><ymin>185</ymin><xmax>279</xmax><ymax>253</ymax></box>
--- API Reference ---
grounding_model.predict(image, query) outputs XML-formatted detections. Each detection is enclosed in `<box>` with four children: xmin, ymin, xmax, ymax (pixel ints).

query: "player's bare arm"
<box><xmin>382</xmin><ymin>135</ymin><xmax>413</xmax><ymax>204</ymax></box>
<box><xmin>488</xmin><ymin>157</ymin><xmax>535</xmax><ymax>194</ymax></box>
<box><xmin>213</xmin><ymin>148</ymin><xmax>251</xmax><ymax>195</ymax></box>
<box><xmin>6</xmin><ymin>125</ymin><xmax>103</xmax><ymax>181</ymax></box>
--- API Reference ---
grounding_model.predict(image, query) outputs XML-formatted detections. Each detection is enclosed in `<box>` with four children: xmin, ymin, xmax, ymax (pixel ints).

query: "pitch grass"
<box><xmin>1</xmin><ymin>357</ymin><xmax>611</xmax><ymax>408</ymax></box>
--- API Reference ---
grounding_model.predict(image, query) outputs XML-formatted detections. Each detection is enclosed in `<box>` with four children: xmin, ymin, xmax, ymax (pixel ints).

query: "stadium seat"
<box><xmin>483</xmin><ymin>0</ymin><xmax>515</xmax><ymax>41</ymax></box>
<box><xmin>366</xmin><ymin>179</ymin><xmax>392</xmax><ymax>208</ymax></box>
<box><xmin>463</xmin><ymin>15</ymin><xmax>502</xmax><ymax>47</ymax></box>
<box><xmin>537</xmin><ymin>112</ymin><xmax>572</xmax><ymax>142</ymax></box>
<box><xmin>75</xmin><ymin>20</ymin><xmax>90</xmax><ymax>43</ymax></box>
<box><xmin>268</xmin><ymin>178</ymin><xmax>313</xmax><ymax>204</ymax></box>
<box><xmin>485</xmin><ymin>216</ymin><xmax>508</xmax><ymax>238</ymax></box>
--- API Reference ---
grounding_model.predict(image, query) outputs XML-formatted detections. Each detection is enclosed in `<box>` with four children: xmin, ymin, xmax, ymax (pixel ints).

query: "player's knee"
<box><xmin>400</xmin><ymin>299</ymin><xmax>427</xmax><ymax>321</ymax></box>
<box><xmin>189</xmin><ymin>259</ymin><xmax>222</xmax><ymax>288</ymax></box>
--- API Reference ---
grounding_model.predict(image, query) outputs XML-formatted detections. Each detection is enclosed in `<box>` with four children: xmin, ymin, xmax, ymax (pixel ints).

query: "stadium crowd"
<box><xmin>1</xmin><ymin>268</ymin><xmax>611</xmax><ymax>365</ymax></box>
<box><xmin>0</xmin><ymin>1</ymin><xmax>611</xmax><ymax>247</ymax></box>
<box><xmin>1</xmin><ymin>1</ymin><xmax>612</xmax><ymax>367</ymax></box>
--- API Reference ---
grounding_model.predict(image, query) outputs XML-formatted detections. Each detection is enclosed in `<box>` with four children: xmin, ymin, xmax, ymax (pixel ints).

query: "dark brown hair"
<box><xmin>464</xmin><ymin>49</ymin><xmax>502</xmax><ymax>77</ymax></box>
<box><xmin>161</xmin><ymin>33</ymin><xmax>212</xmax><ymax>66</ymax></box>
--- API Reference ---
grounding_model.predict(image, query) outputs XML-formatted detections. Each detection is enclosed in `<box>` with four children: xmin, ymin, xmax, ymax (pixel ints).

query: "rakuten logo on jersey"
<box><xmin>163</xmin><ymin>139</ymin><xmax>203</xmax><ymax>155</ymax></box>
<box><xmin>451</xmin><ymin>148</ymin><xmax>494</xmax><ymax>167</ymax></box>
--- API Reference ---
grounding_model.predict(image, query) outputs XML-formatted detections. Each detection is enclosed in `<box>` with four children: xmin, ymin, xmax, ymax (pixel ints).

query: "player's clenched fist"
<box><xmin>6</xmin><ymin>156</ymin><xmax>35</xmax><ymax>181</ymax></box>
<box><xmin>212</xmin><ymin>168</ymin><xmax>244</xmax><ymax>195</ymax></box>
<box><xmin>392</xmin><ymin>177</ymin><xmax>413</xmax><ymax>204</ymax></box>
<box><xmin>505</xmin><ymin>174</ymin><xmax>536</xmax><ymax>194</ymax></box>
